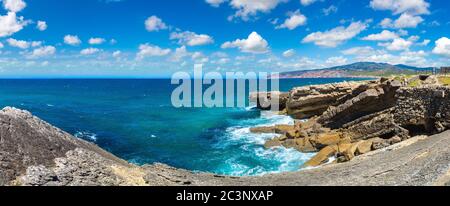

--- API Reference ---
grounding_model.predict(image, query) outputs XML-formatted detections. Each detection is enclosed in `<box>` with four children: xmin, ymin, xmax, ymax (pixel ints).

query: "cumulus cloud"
<box><xmin>221</xmin><ymin>31</ymin><xmax>269</xmax><ymax>54</ymax></box>
<box><xmin>64</xmin><ymin>35</ymin><xmax>81</xmax><ymax>46</ymax></box>
<box><xmin>276</xmin><ymin>10</ymin><xmax>307</xmax><ymax>30</ymax></box>
<box><xmin>380</xmin><ymin>13</ymin><xmax>424</xmax><ymax>29</ymax></box>
<box><xmin>341</xmin><ymin>46</ymin><xmax>378</xmax><ymax>56</ymax></box>
<box><xmin>170</xmin><ymin>46</ymin><xmax>190</xmax><ymax>62</ymax></box>
<box><xmin>228</xmin><ymin>0</ymin><xmax>287</xmax><ymax>21</ymax></box>
<box><xmin>112</xmin><ymin>50</ymin><xmax>121</xmax><ymax>58</ymax></box>
<box><xmin>80</xmin><ymin>48</ymin><xmax>100</xmax><ymax>55</ymax></box>
<box><xmin>170</xmin><ymin>31</ymin><xmax>214</xmax><ymax>46</ymax></box>
<box><xmin>300</xmin><ymin>0</ymin><xmax>319</xmax><ymax>6</ymax></box>
<box><xmin>0</xmin><ymin>12</ymin><xmax>28</xmax><ymax>37</ymax></box>
<box><xmin>29</xmin><ymin>46</ymin><xmax>56</xmax><ymax>58</ymax></box>
<box><xmin>145</xmin><ymin>15</ymin><xmax>168</xmax><ymax>32</ymax></box>
<box><xmin>362</xmin><ymin>30</ymin><xmax>399</xmax><ymax>41</ymax></box>
<box><xmin>88</xmin><ymin>37</ymin><xmax>106</xmax><ymax>45</ymax></box>
<box><xmin>432</xmin><ymin>37</ymin><xmax>450</xmax><ymax>57</ymax></box>
<box><xmin>0</xmin><ymin>42</ymin><xmax>3</xmax><ymax>48</ymax></box>
<box><xmin>322</xmin><ymin>5</ymin><xmax>338</xmax><ymax>16</ymax></box>
<box><xmin>3</xmin><ymin>0</ymin><xmax>26</xmax><ymax>12</ymax></box>
<box><xmin>205</xmin><ymin>0</ymin><xmax>226</xmax><ymax>7</ymax></box>
<box><xmin>137</xmin><ymin>44</ymin><xmax>171</xmax><ymax>59</ymax></box>
<box><xmin>326</xmin><ymin>56</ymin><xmax>347</xmax><ymax>67</ymax></box>
<box><xmin>369</xmin><ymin>0</ymin><xmax>430</xmax><ymax>15</ymax></box>
<box><xmin>283</xmin><ymin>49</ymin><xmax>295</xmax><ymax>57</ymax></box>
<box><xmin>378</xmin><ymin>38</ymin><xmax>413</xmax><ymax>51</ymax></box>
<box><xmin>302</xmin><ymin>21</ymin><xmax>368</xmax><ymax>47</ymax></box>
<box><xmin>7</xmin><ymin>38</ymin><xmax>29</xmax><ymax>49</ymax></box>
<box><xmin>36</xmin><ymin>20</ymin><xmax>47</xmax><ymax>31</ymax></box>
<box><xmin>356</xmin><ymin>50</ymin><xmax>430</xmax><ymax>67</ymax></box>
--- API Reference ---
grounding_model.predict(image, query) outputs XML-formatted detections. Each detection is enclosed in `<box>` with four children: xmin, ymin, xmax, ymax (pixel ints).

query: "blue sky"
<box><xmin>0</xmin><ymin>0</ymin><xmax>449</xmax><ymax>77</ymax></box>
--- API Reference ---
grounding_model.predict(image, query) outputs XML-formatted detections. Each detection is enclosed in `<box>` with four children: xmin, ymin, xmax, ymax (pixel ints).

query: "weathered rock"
<box><xmin>395</xmin><ymin>86</ymin><xmax>450</xmax><ymax>134</ymax></box>
<box><xmin>250</xmin><ymin>125</ymin><xmax>295</xmax><ymax>135</ymax></box>
<box><xmin>318</xmin><ymin>80</ymin><xmax>401</xmax><ymax>129</ymax></box>
<box><xmin>343</xmin><ymin>110</ymin><xmax>409</xmax><ymax>141</ymax></box>
<box><xmin>249</xmin><ymin>91</ymin><xmax>289</xmax><ymax>111</ymax></box>
<box><xmin>303</xmin><ymin>146</ymin><xmax>337</xmax><ymax>167</ymax></box>
<box><xmin>294</xmin><ymin>138</ymin><xmax>316</xmax><ymax>153</ymax></box>
<box><xmin>356</xmin><ymin>140</ymin><xmax>372</xmax><ymax>155</ymax></box>
<box><xmin>286</xmin><ymin>82</ymin><xmax>364</xmax><ymax>119</ymax></box>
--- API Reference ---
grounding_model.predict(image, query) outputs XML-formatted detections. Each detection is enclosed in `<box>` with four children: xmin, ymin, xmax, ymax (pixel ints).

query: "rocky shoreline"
<box><xmin>2</xmin><ymin>75</ymin><xmax>450</xmax><ymax>186</ymax></box>
<box><xmin>250</xmin><ymin>75</ymin><xmax>450</xmax><ymax>168</ymax></box>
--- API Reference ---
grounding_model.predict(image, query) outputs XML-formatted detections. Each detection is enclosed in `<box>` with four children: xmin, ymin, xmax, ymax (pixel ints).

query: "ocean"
<box><xmin>0</xmin><ymin>78</ymin><xmax>367</xmax><ymax>176</ymax></box>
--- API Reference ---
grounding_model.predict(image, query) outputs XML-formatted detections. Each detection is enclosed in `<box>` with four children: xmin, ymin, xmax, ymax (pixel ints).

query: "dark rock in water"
<box><xmin>249</xmin><ymin>91</ymin><xmax>288</xmax><ymax>111</ymax></box>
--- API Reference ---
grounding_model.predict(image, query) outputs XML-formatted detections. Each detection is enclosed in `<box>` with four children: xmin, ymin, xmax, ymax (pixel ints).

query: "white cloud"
<box><xmin>418</xmin><ymin>39</ymin><xmax>430</xmax><ymax>46</ymax></box>
<box><xmin>221</xmin><ymin>31</ymin><xmax>269</xmax><ymax>54</ymax></box>
<box><xmin>283</xmin><ymin>49</ymin><xmax>295</xmax><ymax>57</ymax></box>
<box><xmin>29</xmin><ymin>46</ymin><xmax>56</xmax><ymax>58</ymax></box>
<box><xmin>191</xmin><ymin>52</ymin><xmax>209</xmax><ymax>63</ymax></box>
<box><xmin>379</xmin><ymin>14</ymin><xmax>423</xmax><ymax>29</ymax></box>
<box><xmin>36</xmin><ymin>20</ymin><xmax>47</xmax><ymax>31</ymax></box>
<box><xmin>302</xmin><ymin>21</ymin><xmax>368</xmax><ymax>47</ymax></box>
<box><xmin>0</xmin><ymin>42</ymin><xmax>4</xmax><ymax>48</ymax></box>
<box><xmin>88</xmin><ymin>37</ymin><xmax>106</xmax><ymax>45</ymax></box>
<box><xmin>326</xmin><ymin>56</ymin><xmax>347</xmax><ymax>66</ymax></box>
<box><xmin>170</xmin><ymin>46</ymin><xmax>190</xmax><ymax>62</ymax></box>
<box><xmin>31</xmin><ymin>41</ymin><xmax>42</xmax><ymax>47</ymax></box>
<box><xmin>7</xmin><ymin>38</ymin><xmax>29</xmax><ymax>49</ymax></box>
<box><xmin>64</xmin><ymin>35</ymin><xmax>81</xmax><ymax>46</ymax></box>
<box><xmin>276</xmin><ymin>10</ymin><xmax>307</xmax><ymax>30</ymax></box>
<box><xmin>362</xmin><ymin>30</ymin><xmax>399</xmax><ymax>41</ymax></box>
<box><xmin>322</xmin><ymin>5</ymin><xmax>338</xmax><ymax>16</ymax></box>
<box><xmin>341</xmin><ymin>46</ymin><xmax>378</xmax><ymax>56</ymax></box>
<box><xmin>112</xmin><ymin>50</ymin><xmax>121</xmax><ymax>58</ymax></box>
<box><xmin>137</xmin><ymin>44</ymin><xmax>171</xmax><ymax>59</ymax></box>
<box><xmin>300</xmin><ymin>0</ymin><xmax>318</xmax><ymax>6</ymax></box>
<box><xmin>369</xmin><ymin>0</ymin><xmax>430</xmax><ymax>15</ymax></box>
<box><xmin>80</xmin><ymin>48</ymin><xmax>100</xmax><ymax>55</ymax></box>
<box><xmin>228</xmin><ymin>0</ymin><xmax>287</xmax><ymax>21</ymax></box>
<box><xmin>0</xmin><ymin>12</ymin><xmax>28</xmax><ymax>37</ymax></box>
<box><xmin>432</xmin><ymin>37</ymin><xmax>450</xmax><ymax>57</ymax></box>
<box><xmin>2</xmin><ymin>0</ymin><xmax>26</xmax><ymax>12</ymax></box>
<box><xmin>205</xmin><ymin>0</ymin><xmax>226</xmax><ymax>7</ymax></box>
<box><xmin>145</xmin><ymin>15</ymin><xmax>167</xmax><ymax>32</ymax></box>
<box><xmin>170</xmin><ymin>31</ymin><xmax>214</xmax><ymax>46</ymax></box>
<box><xmin>356</xmin><ymin>50</ymin><xmax>430</xmax><ymax>67</ymax></box>
<box><xmin>378</xmin><ymin>38</ymin><xmax>413</xmax><ymax>51</ymax></box>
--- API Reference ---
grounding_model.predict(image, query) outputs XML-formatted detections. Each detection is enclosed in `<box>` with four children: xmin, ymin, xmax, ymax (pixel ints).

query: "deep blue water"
<box><xmin>0</xmin><ymin>78</ymin><xmax>366</xmax><ymax>176</ymax></box>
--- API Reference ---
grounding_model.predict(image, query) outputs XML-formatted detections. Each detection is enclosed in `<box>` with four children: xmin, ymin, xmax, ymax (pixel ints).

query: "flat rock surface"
<box><xmin>2</xmin><ymin>107</ymin><xmax>450</xmax><ymax>186</ymax></box>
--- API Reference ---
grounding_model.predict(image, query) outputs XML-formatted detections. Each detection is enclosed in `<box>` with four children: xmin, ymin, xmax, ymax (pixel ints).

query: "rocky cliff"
<box><xmin>251</xmin><ymin>75</ymin><xmax>450</xmax><ymax>167</ymax></box>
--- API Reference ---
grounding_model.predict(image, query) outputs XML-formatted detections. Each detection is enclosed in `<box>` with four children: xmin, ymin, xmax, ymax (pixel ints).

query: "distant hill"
<box><xmin>278</xmin><ymin>62</ymin><xmax>434</xmax><ymax>78</ymax></box>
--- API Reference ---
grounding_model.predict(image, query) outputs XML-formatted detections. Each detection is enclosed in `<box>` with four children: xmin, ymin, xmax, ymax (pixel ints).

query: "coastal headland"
<box><xmin>2</xmin><ymin>75</ymin><xmax>450</xmax><ymax>186</ymax></box>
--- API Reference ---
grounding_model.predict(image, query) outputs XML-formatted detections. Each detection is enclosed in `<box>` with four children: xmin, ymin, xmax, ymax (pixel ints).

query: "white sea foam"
<box><xmin>74</xmin><ymin>131</ymin><xmax>98</xmax><ymax>141</ymax></box>
<box><xmin>219</xmin><ymin>111</ymin><xmax>316</xmax><ymax>176</ymax></box>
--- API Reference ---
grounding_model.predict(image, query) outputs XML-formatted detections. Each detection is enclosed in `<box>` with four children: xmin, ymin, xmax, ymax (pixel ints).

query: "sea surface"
<box><xmin>0</xmin><ymin>78</ymin><xmax>367</xmax><ymax>176</ymax></box>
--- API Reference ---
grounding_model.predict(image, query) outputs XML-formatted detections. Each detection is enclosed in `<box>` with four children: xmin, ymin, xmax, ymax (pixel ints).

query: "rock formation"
<box><xmin>253</xmin><ymin>76</ymin><xmax>450</xmax><ymax>167</ymax></box>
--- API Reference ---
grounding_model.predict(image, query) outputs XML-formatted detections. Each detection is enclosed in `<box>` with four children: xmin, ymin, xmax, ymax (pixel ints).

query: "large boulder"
<box><xmin>286</xmin><ymin>82</ymin><xmax>364</xmax><ymax>119</ymax></box>
<box><xmin>317</xmin><ymin>80</ymin><xmax>401</xmax><ymax>129</ymax></box>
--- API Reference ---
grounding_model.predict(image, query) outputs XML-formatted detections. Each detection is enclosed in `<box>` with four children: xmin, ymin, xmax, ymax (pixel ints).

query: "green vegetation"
<box><xmin>438</xmin><ymin>76</ymin><xmax>450</xmax><ymax>86</ymax></box>
<box><xmin>407</xmin><ymin>79</ymin><xmax>422</xmax><ymax>87</ymax></box>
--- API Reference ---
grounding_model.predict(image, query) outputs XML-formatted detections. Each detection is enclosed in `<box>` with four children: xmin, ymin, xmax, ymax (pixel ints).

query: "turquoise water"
<box><xmin>0</xmin><ymin>78</ymin><xmax>366</xmax><ymax>176</ymax></box>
